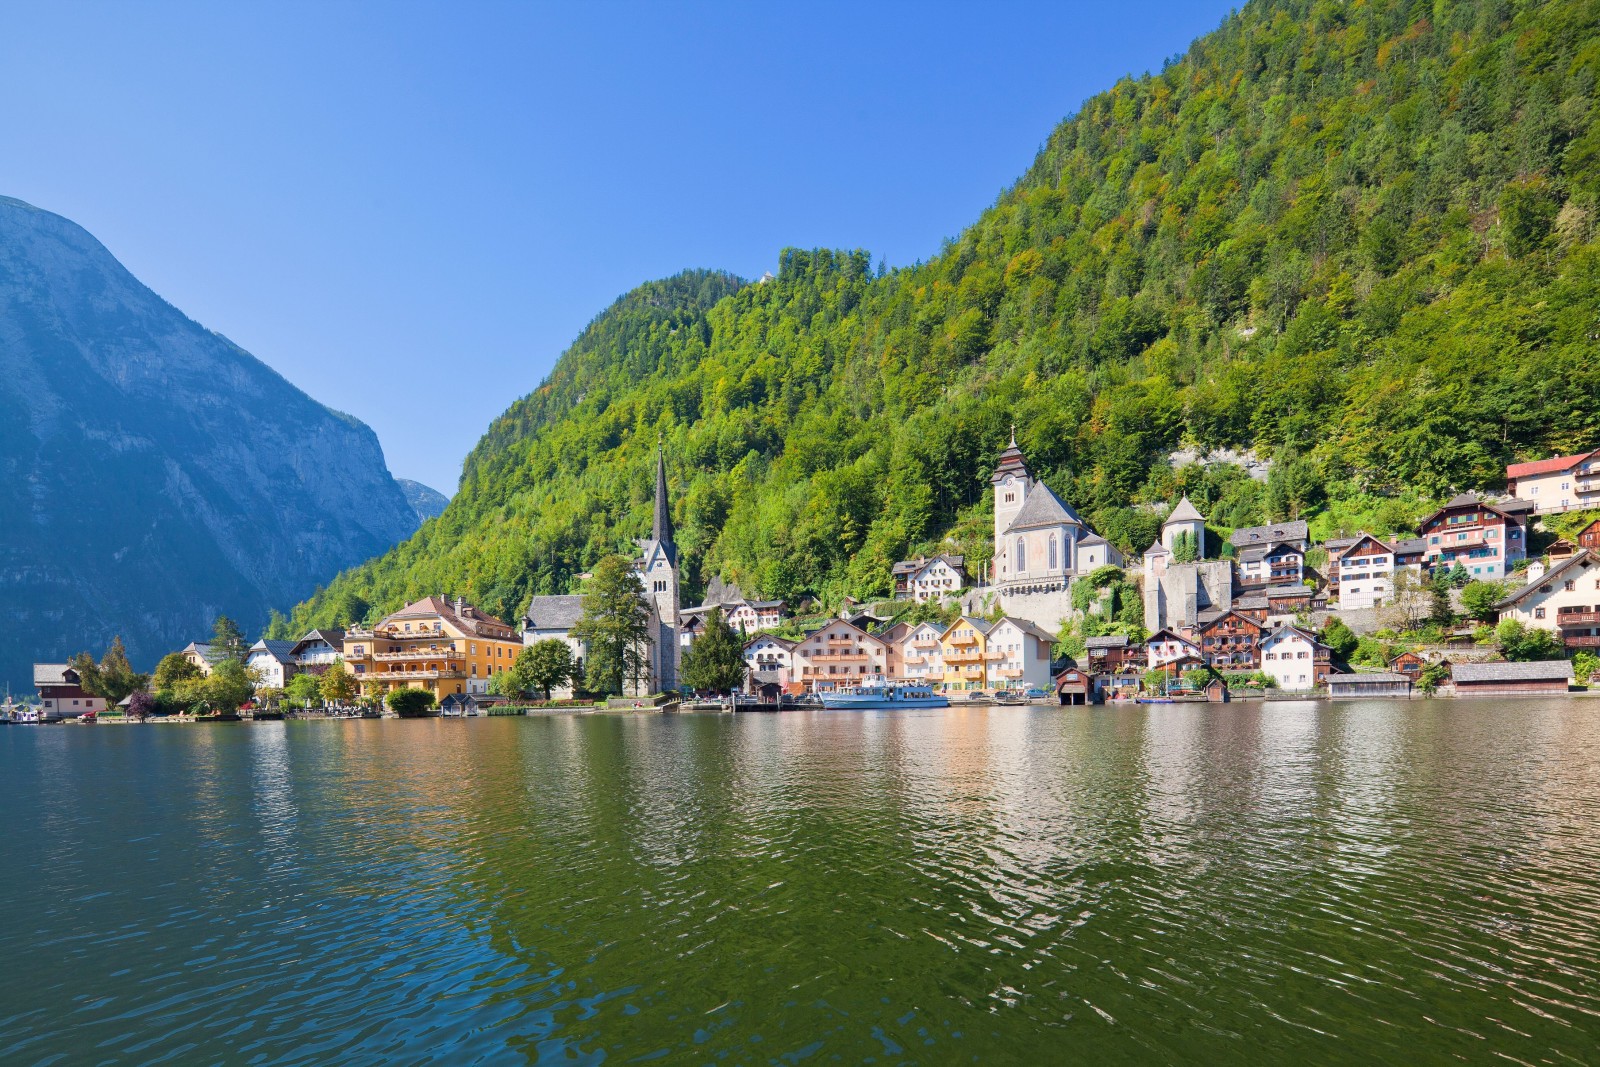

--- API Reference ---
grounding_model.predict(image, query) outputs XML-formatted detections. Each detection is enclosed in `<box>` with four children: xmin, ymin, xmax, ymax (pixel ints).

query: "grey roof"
<box><xmin>1230</xmin><ymin>520</ymin><xmax>1309</xmax><ymax>547</ymax></box>
<box><xmin>1392</xmin><ymin>537</ymin><xmax>1429</xmax><ymax>555</ymax></box>
<box><xmin>1144</xmin><ymin>539</ymin><xmax>1171</xmax><ymax>557</ymax></box>
<box><xmin>1165</xmin><ymin>496</ymin><xmax>1206</xmax><ymax>525</ymax></box>
<box><xmin>1452</xmin><ymin>660</ymin><xmax>1575</xmax><ymax>683</ymax></box>
<box><xmin>1498</xmin><ymin>498</ymin><xmax>1537</xmax><ymax>515</ymax></box>
<box><xmin>1079</xmin><ymin>532</ymin><xmax>1108</xmax><ymax>547</ymax></box>
<box><xmin>182</xmin><ymin>641</ymin><xmax>228</xmax><ymax>663</ymax></box>
<box><xmin>1265</xmin><ymin>587</ymin><xmax>1311</xmax><ymax>600</ymax></box>
<box><xmin>892</xmin><ymin>553</ymin><xmax>966</xmax><ymax>576</ymax></box>
<box><xmin>1442</xmin><ymin>492</ymin><xmax>1482</xmax><ymax>509</ymax></box>
<box><xmin>247</xmin><ymin>639</ymin><xmax>297</xmax><ymax>663</ymax></box>
<box><xmin>33</xmin><ymin>663</ymin><xmax>75</xmax><ymax>687</ymax></box>
<box><xmin>1233</xmin><ymin>595</ymin><xmax>1270</xmax><ymax>610</ymax></box>
<box><xmin>998</xmin><ymin>617</ymin><xmax>1057</xmax><ymax>643</ymax></box>
<box><xmin>1262</xmin><ymin>624</ymin><xmax>1326</xmax><ymax>649</ymax></box>
<box><xmin>1323</xmin><ymin>536</ymin><xmax>1359</xmax><ymax>551</ymax></box>
<box><xmin>744</xmin><ymin>634</ymin><xmax>796</xmax><ymax>651</ymax></box>
<box><xmin>522</xmin><ymin>594</ymin><xmax>586</xmax><ymax>631</ymax></box>
<box><xmin>1084</xmin><ymin>635</ymin><xmax>1130</xmax><ymax>649</ymax></box>
<box><xmin>1238</xmin><ymin>545</ymin><xmax>1269</xmax><ymax>563</ymax></box>
<box><xmin>1498</xmin><ymin>550</ymin><xmax>1599</xmax><ymax>606</ymax></box>
<box><xmin>1004</xmin><ymin>482</ymin><xmax>1084</xmax><ymax>533</ymax></box>
<box><xmin>290</xmin><ymin>629</ymin><xmax>346</xmax><ymax>655</ymax></box>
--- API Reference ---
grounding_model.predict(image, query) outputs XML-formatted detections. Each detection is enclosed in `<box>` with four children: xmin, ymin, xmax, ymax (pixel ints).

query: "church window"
<box><xmin>1017</xmin><ymin>538</ymin><xmax>1026</xmax><ymax>571</ymax></box>
<box><xmin>1048</xmin><ymin>534</ymin><xmax>1057</xmax><ymax>570</ymax></box>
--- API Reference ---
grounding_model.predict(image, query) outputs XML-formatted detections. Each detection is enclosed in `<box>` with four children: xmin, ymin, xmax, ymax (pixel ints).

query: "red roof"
<box><xmin>1507</xmin><ymin>449</ymin><xmax>1597</xmax><ymax>479</ymax></box>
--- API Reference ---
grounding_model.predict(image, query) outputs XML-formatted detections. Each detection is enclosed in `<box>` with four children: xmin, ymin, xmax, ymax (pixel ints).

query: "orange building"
<box><xmin>340</xmin><ymin>596</ymin><xmax>522</xmax><ymax>700</ymax></box>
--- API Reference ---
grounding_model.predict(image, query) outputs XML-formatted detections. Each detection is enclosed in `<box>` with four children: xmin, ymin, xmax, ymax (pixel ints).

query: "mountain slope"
<box><xmin>0</xmin><ymin>197</ymin><xmax>419</xmax><ymax>686</ymax></box>
<box><xmin>397</xmin><ymin>479</ymin><xmax>450</xmax><ymax>524</ymax></box>
<box><xmin>287</xmin><ymin>0</ymin><xmax>1600</xmax><ymax>633</ymax></box>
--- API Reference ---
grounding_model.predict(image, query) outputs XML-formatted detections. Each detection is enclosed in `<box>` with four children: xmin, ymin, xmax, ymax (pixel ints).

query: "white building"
<box><xmin>990</xmin><ymin>432</ymin><xmax>1123</xmax><ymax>631</ymax></box>
<box><xmin>245</xmin><ymin>640</ymin><xmax>297</xmax><ymax>690</ymax></box>
<box><xmin>1230</xmin><ymin>520</ymin><xmax>1309</xmax><ymax>589</ymax></box>
<box><xmin>984</xmin><ymin>617</ymin><xmax>1056</xmax><ymax>692</ymax></box>
<box><xmin>791</xmin><ymin>619</ymin><xmax>888</xmax><ymax>691</ymax></box>
<box><xmin>1496</xmin><ymin>549</ymin><xmax>1600</xmax><ymax>652</ymax></box>
<box><xmin>520</xmin><ymin>593</ymin><xmax>587</xmax><ymax>698</ymax></box>
<box><xmin>289</xmin><ymin>629</ymin><xmax>346</xmax><ymax>667</ymax></box>
<box><xmin>891</xmin><ymin>554</ymin><xmax>967</xmax><ymax>602</ymax></box>
<box><xmin>743</xmin><ymin>634</ymin><xmax>797</xmax><ymax>694</ymax></box>
<box><xmin>1146</xmin><ymin>628</ymin><xmax>1203</xmax><ymax>669</ymax></box>
<box><xmin>896</xmin><ymin>621</ymin><xmax>946</xmax><ymax>685</ymax></box>
<box><xmin>1258</xmin><ymin>625</ymin><xmax>1332</xmax><ymax>690</ymax></box>
<box><xmin>1506</xmin><ymin>448</ymin><xmax>1600</xmax><ymax>515</ymax></box>
<box><xmin>1329</xmin><ymin>533</ymin><xmax>1424</xmax><ymax>609</ymax></box>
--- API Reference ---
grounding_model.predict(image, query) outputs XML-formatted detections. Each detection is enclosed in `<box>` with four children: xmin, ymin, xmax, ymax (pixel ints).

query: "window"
<box><xmin>1017</xmin><ymin>538</ymin><xmax>1027</xmax><ymax>571</ymax></box>
<box><xmin>1567</xmin><ymin>580</ymin><xmax>1577</xmax><ymax>592</ymax></box>
<box><xmin>1048</xmin><ymin>534</ymin><xmax>1058</xmax><ymax>570</ymax></box>
<box><xmin>1535</xmin><ymin>607</ymin><xmax>1546</xmax><ymax>619</ymax></box>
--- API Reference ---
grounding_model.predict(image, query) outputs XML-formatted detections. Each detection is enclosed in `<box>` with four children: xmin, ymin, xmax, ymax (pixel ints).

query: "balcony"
<box><xmin>997</xmin><ymin>668</ymin><xmax>1025</xmax><ymax>678</ymax></box>
<box><xmin>945</xmin><ymin>651</ymin><xmax>983</xmax><ymax>663</ymax></box>
<box><xmin>911</xmin><ymin>640</ymin><xmax>940</xmax><ymax>650</ymax></box>
<box><xmin>372</xmin><ymin>648</ymin><xmax>459</xmax><ymax>662</ymax></box>
<box><xmin>1557</xmin><ymin>612</ymin><xmax>1600</xmax><ymax>627</ymax></box>
<box><xmin>811</xmin><ymin>652</ymin><xmax>869</xmax><ymax>663</ymax></box>
<box><xmin>947</xmin><ymin>635</ymin><xmax>979</xmax><ymax>646</ymax></box>
<box><xmin>373</xmin><ymin>668</ymin><xmax>464</xmax><ymax>681</ymax></box>
<box><xmin>1564</xmin><ymin>634</ymin><xmax>1600</xmax><ymax>648</ymax></box>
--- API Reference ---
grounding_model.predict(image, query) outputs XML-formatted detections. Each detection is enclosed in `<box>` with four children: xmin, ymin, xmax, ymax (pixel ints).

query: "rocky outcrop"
<box><xmin>396</xmin><ymin>478</ymin><xmax>449</xmax><ymax>525</ymax></box>
<box><xmin>0</xmin><ymin>196</ymin><xmax>419</xmax><ymax>686</ymax></box>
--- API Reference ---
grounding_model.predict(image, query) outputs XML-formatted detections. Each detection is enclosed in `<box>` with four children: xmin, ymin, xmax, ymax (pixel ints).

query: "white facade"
<box><xmin>897</xmin><ymin>622</ymin><xmax>945</xmax><ymax>684</ymax></box>
<box><xmin>984</xmin><ymin>618</ymin><xmax>1054</xmax><ymax>691</ymax></box>
<box><xmin>1258</xmin><ymin>627</ymin><xmax>1324</xmax><ymax>690</ymax></box>
<box><xmin>907</xmin><ymin>558</ymin><xmax>965</xmax><ymax>602</ymax></box>
<box><xmin>743</xmin><ymin>635</ymin><xmax>795</xmax><ymax>689</ymax></box>
<box><xmin>291</xmin><ymin>631</ymin><xmax>346</xmax><ymax>667</ymax></box>
<box><xmin>1147</xmin><ymin>630</ymin><xmax>1202</xmax><ymax>669</ymax></box>
<box><xmin>245</xmin><ymin>641</ymin><xmax>297</xmax><ymax>690</ymax></box>
<box><xmin>1497</xmin><ymin>550</ymin><xmax>1600</xmax><ymax>643</ymax></box>
<box><xmin>791</xmin><ymin>620</ymin><xmax>888</xmax><ymax>691</ymax></box>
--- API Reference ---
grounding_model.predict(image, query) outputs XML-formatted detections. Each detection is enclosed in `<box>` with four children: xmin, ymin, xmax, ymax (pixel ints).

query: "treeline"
<box><xmin>281</xmin><ymin>0</ymin><xmax>1600</xmax><ymax>636</ymax></box>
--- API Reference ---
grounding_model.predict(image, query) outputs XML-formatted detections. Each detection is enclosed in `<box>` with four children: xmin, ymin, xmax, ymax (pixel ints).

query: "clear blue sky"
<box><xmin>1</xmin><ymin>1</ymin><xmax>1232</xmax><ymax>494</ymax></box>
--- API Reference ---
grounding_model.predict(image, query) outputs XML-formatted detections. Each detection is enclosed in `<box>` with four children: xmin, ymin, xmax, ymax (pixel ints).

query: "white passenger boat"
<box><xmin>819</xmin><ymin>684</ymin><xmax>949</xmax><ymax>710</ymax></box>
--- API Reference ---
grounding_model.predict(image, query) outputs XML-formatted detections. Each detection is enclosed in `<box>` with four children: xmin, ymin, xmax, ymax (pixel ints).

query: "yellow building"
<box><xmin>938</xmin><ymin>616</ymin><xmax>999</xmax><ymax>693</ymax></box>
<box><xmin>339</xmin><ymin>596</ymin><xmax>523</xmax><ymax>701</ymax></box>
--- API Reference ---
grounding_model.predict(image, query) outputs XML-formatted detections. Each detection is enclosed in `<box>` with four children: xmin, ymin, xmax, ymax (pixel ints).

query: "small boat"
<box><xmin>993</xmin><ymin>690</ymin><xmax>1027</xmax><ymax>706</ymax></box>
<box><xmin>820</xmin><ymin>684</ymin><xmax>949</xmax><ymax>710</ymax></box>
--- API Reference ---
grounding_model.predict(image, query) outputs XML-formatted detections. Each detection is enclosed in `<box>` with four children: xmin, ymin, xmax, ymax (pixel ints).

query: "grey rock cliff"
<box><xmin>0</xmin><ymin>196</ymin><xmax>419</xmax><ymax>686</ymax></box>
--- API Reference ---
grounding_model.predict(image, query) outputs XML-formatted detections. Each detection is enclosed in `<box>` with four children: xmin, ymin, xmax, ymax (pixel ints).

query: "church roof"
<box><xmin>523</xmin><ymin>594</ymin><xmax>586</xmax><ymax>631</ymax></box>
<box><xmin>1144</xmin><ymin>539</ymin><xmax>1171</xmax><ymax>558</ymax></box>
<box><xmin>647</xmin><ymin>446</ymin><xmax>677</xmax><ymax>566</ymax></box>
<box><xmin>1003</xmin><ymin>480</ymin><xmax>1084</xmax><ymax>533</ymax></box>
<box><xmin>1165</xmin><ymin>495</ymin><xmax>1205</xmax><ymax>525</ymax></box>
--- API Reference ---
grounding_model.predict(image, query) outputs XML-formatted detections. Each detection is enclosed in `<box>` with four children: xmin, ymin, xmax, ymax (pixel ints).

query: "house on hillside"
<box><xmin>1198</xmin><ymin>610</ymin><xmax>1265</xmax><ymax>669</ymax></box>
<box><xmin>1506</xmin><ymin>448</ymin><xmax>1600</xmax><ymax>515</ymax></box>
<box><xmin>343</xmin><ymin>595</ymin><xmax>524</xmax><ymax>701</ymax></box>
<box><xmin>1230</xmin><ymin>520</ymin><xmax>1309</xmax><ymax>589</ymax></box>
<box><xmin>1328</xmin><ymin>532</ymin><xmax>1421</xmax><ymax>609</ymax></box>
<box><xmin>984</xmin><ymin>617</ymin><xmax>1056</xmax><ymax>692</ymax></box>
<box><xmin>179</xmin><ymin>641</ymin><xmax>226</xmax><ymax>677</ymax></box>
<box><xmin>898</xmin><ymin>621</ymin><xmax>946</xmax><ymax>686</ymax></box>
<box><xmin>34</xmin><ymin>663</ymin><xmax>105</xmax><ymax>719</ymax></box>
<box><xmin>891</xmin><ymin>554</ymin><xmax>968</xmax><ymax>602</ymax></box>
<box><xmin>1084</xmin><ymin>634</ymin><xmax>1136</xmax><ymax>673</ymax></box>
<box><xmin>743</xmin><ymin>633</ymin><xmax>797</xmax><ymax>696</ymax></box>
<box><xmin>939</xmin><ymin>617</ymin><xmax>996</xmax><ymax>693</ymax></box>
<box><xmin>290</xmin><ymin>630</ymin><xmax>346</xmax><ymax>672</ymax></box>
<box><xmin>1416</xmin><ymin>494</ymin><xmax>1529</xmax><ymax>581</ymax></box>
<box><xmin>791</xmin><ymin>619</ymin><xmax>888</xmax><ymax>693</ymax></box>
<box><xmin>1146</xmin><ymin>628</ymin><xmax>1203</xmax><ymax>671</ymax></box>
<box><xmin>1495</xmin><ymin>549</ymin><xmax>1600</xmax><ymax>651</ymax></box>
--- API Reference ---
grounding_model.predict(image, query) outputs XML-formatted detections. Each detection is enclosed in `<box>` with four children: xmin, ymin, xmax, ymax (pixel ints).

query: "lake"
<box><xmin>3</xmin><ymin>702</ymin><xmax>1599</xmax><ymax>1064</ymax></box>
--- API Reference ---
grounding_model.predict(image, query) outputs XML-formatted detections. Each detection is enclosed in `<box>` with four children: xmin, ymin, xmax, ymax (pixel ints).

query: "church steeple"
<box><xmin>652</xmin><ymin>440</ymin><xmax>676</xmax><ymax>564</ymax></box>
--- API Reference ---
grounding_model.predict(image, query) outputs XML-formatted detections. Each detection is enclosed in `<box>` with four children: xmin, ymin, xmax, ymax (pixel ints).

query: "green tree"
<box><xmin>1320</xmin><ymin>618</ymin><xmax>1358</xmax><ymax>659</ymax></box>
<box><xmin>1500</xmin><ymin>176</ymin><xmax>1560</xmax><ymax>258</ymax></box>
<box><xmin>152</xmin><ymin>652</ymin><xmax>201</xmax><ymax>695</ymax></box>
<box><xmin>680</xmin><ymin>608</ymin><xmax>748</xmax><ymax>694</ymax></box>
<box><xmin>286</xmin><ymin>672</ymin><xmax>323</xmax><ymax>707</ymax></box>
<box><xmin>211</xmin><ymin>615</ymin><xmax>246</xmax><ymax>661</ymax></box>
<box><xmin>1171</xmin><ymin>531</ymin><xmax>1198</xmax><ymax>563</ymax></box>
<box><xmin>68</xmin><ymin>635</ymin><xmax>149</xmax><ymax>706</ymax></box>
<box><xmin>1573</xmin><ymin>651</ymin><xmax>1599</xmax><ymax>686</ymax></box>
<box><xmin>387</xmin><ymin>687</ymin><xmax>437</xmax><ymax>717</ymax></box>
<box><xmin>571</xmin><ymin>555</ymin><xmax>654</xmax><ymax>695</ymax></box>
<box><xmin>1495</xmin><ymin>618</ymin><xmax>1566</xmax><ymax>661</ymax></box>
<box><xmin>320</xmin><ymin>661</ymin><xmax>358</xmax><ymax>703</ymax></box>
<box><xmin>521</xmin><ymin>640</ymin><xmax>576</xmax><ymax>700</ymax></box>
<box><xmin>204</xmin><ymin>658</ymin><xmax>255</xmax><ymax>710</ymax></box>
<box><xmin>1428</xmin><ymin>572</ymin><xmax>1456</xmax><ymax>629</ymax></box>
<box><xmin>1459</xmin><ymin>580</ymin><xmax>1506</xmax><ymax>622</ymax></box>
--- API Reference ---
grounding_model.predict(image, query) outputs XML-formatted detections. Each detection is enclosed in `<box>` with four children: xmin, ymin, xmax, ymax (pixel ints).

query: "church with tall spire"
<box><xmin>633</xmin><ymin>442</ymin><xmax>681</xmax><ymax>691</ymax></box>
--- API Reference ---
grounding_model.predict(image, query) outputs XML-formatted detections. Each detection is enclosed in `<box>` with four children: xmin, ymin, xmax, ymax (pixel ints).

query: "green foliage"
<box><xmin>152</xmin><ymin>652</ymin><xmax>200</xmax><ymax>694</ymax></box>
<box><xmin>211</xmin><ymin>615</ymin><xmax>246</xmax><ymax>660</ymax></box>
<box><xmin>1352</xmin><ymin>637</ymin><xmax>1390</xmax><ymax>668</ymax></box>
<box><xmin>1320</xmin><ymin>618</ymin><xmax>1359</xmax><ymax>659</ymax></box>
<box><xmin>571</xmin><ymin>555</ymin><xmax>653</xmax><ymax>695</ymax></box>
<box><xmin>202</xmin><ymin>659</ymin><xmax>254</xmax><ymax>711</ymax></box>
<box><xmin>320</xmin><ymin>661</ymin><xmax>358</xmax><ymax>703</ymax></box>
<box><xmin>286</xmin><ymin>671</ymin><xmax>323</xmax><ymax>707</ymax></box>
<box><xmin>68</xmin><ymin>635</ymin><xmax>149</xmax><ymax>705</ymax></box>
<box><xmin>1495</xmin><ymin>618</ymin><xmax>1567</xmax><ymax>661</ymax></box>
<box><xmin>1573</xmin><ymin>650</ymin><xmax>1599</xmax><ymax>686</ymax></box>
<box><xmin>1170</xmin><ymin>530</ymin><xmax>1199</xmax><ymax>563</ymax></box>
<box><xmin>1141</xmin><ymin>668</ymin><xmax>1169</xmax><ymax>693</ymax></box>
<box><xmin>1418</xmin><ymin>662</ymin><xmax>1452</xmax><ymax>694</ymax></box>
<box><xmin>521</xmin><ymin>640</ymin><xmax>577</xmax><ymax>700</ymax></box>
<box><xmin>285</xmin><ymin>0</ymin><xmax>1600</xmax><ymax>633</ymax></box>
<box><xmin>680</xmin><ymin>607</ymin><xmax>748</xmax><ymax>694</ymax></box>
<box><xmin>386</xmin><ymin>687</ymin><xmax>436</xmax><ymax>717</ymax></box>
<box><xmin>1459</xmin><ymin>580</ymin><xmax>1507</xmax><ymax>621</ymax></box>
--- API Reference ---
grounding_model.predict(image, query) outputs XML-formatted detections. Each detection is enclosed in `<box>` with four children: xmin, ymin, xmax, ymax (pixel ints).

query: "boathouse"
<box><xmin>1449</xmin><ymin>660</ymin><xmax>1573</xmax><ymax>696</ymax></box>
<box><xmin>1054</xmin><ymin>666</ymin><xmax>1094</xmax><ymax>706</ymax></box>
<box><xmin>1327</xmin><ymin>672</ymin><xmax>1413</xmax><ymax>699</ymax></box>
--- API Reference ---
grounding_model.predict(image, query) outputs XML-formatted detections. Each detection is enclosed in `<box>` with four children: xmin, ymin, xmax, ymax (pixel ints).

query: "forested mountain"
<box><xmin>284</xmin><ymin>0</ymin><xmax>1600</xmax><ymax>634</ymax></box>
<box><xmin>0</xmin><ymin>197</ymin><xmax>421</xmax><ymax>687</ymax></box>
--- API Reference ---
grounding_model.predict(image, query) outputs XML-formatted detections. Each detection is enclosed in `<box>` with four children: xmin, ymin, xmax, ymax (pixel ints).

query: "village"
<box><xmin>18</xmin><ymin>441</ymin><xmax>1600</xmax><ymax>721</ymax></box>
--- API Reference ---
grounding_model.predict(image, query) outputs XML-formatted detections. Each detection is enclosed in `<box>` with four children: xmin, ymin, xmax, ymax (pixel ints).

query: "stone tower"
<box><xmin>1161</xmin><ymin>496</ymin><xmax>1207</xmax><ymax>558</ymax></box>
<box><xmin>990</xmin><ymin>428</ymin><xmax>1032</xmax><ymax>579</ymax></box>
<box><xmin>635</xmin><ymin>443</ymin><xmax>680</xmax><ymax>690</ymax></box>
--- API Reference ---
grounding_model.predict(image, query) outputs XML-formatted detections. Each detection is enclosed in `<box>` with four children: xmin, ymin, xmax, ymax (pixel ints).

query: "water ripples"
<box><xmin>3</xmin><ymin>702</ymin><xmax>1600</xmax><ymax>1063</ymax></box>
